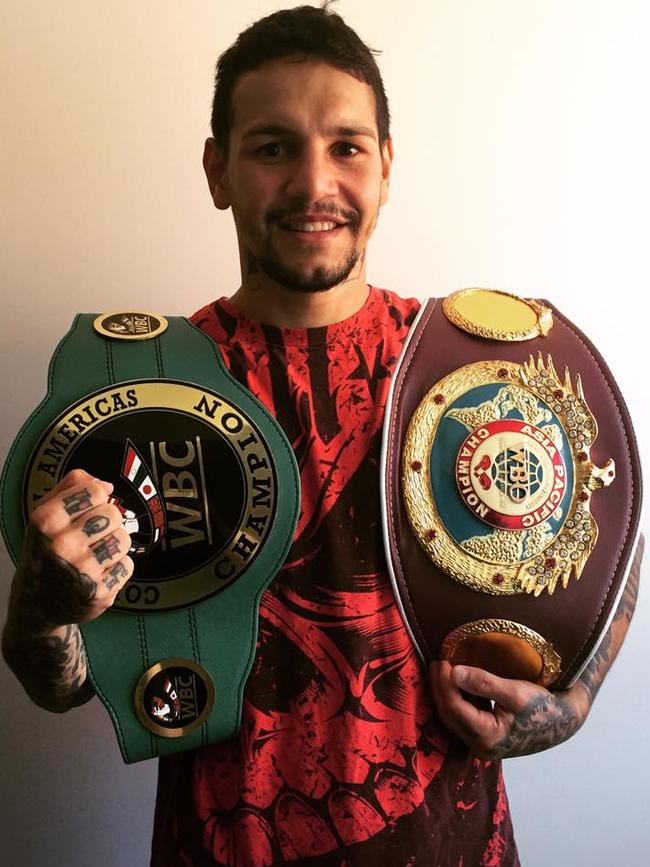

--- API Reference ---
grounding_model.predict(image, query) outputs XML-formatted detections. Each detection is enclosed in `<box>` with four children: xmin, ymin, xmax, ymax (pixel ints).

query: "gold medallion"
<box><xmin>93</xmin><ymin>311</ymin><xmax>169</xmax><ymax>341</ymax></box>
<box><xmin>134</xmin><ymin>658</ymin><xmax>215</xmax><ymax>738</ymax></box>
<box><xmin>401</xmin><ymin>354</ymin><xmax>615</xmax><ymax>597</ymax></box>
<box><xmin>440</xmin><ymin>619</ymin><xmax>562</xmax><ymax>686</ymax></box>
<box><xmin>442</xmin><ymin>288</ymin><xmax>553</xmax><ymax>341</ymax></box>
<box><xmin>24</xmin><ymin>380</ymin><xmax>278</xmax><ymax>610</ymax></box>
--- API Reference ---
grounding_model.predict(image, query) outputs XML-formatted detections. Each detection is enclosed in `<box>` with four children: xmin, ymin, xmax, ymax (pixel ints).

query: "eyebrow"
<box><xmin>242</xmin><ymin>123</ymin><xmax>377</xmax><ymax>141</ymax></box>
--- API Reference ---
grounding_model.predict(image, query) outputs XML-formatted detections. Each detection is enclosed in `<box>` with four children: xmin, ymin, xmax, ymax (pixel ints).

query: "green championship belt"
<box><xmin>1</xmin><ymin>311</ymin><xmax>300</xmax><ymax>763</ymax></box>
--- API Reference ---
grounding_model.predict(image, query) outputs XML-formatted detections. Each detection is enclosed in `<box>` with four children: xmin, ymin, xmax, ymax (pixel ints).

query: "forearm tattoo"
<box><xmin>14</xmin><ymin>529</ymin><xmax>97</xmax><ymax>631</ymax></box>
<box><xmin>82</xmin><ymin>514</ymin><xmax>110</xmax><ymax>537</ymax></box>
<box><xmin>62</xmin><ymin>488</ymin><xmax>93</xmax><ymax>516</ymax></box>
<box><xmin>1</xmin><ymin>525</ymin><xmax>97</xmax><ymax>710</ymax></box>
<box><xmin>578</xmin><ymin>540</ymin><xmax>643</xmax><ymax>706</ymax></box>
<box><xmin>2</xmin><ymin>623</ymin><xmax>94</xmax><ymax>711</ymax></box>
<box><xmin>92</xmin><ymin>534</ymin><xmax>121</xmax><ymax>564</ymax></box>
<box><xmin>493</xmin><ymin>693</ymin><xmax>580</xmax><ymax>759</ymax></box>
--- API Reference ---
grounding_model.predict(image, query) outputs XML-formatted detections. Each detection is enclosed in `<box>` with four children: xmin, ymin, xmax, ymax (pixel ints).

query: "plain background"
<box><xmin>1</xmin><ymin>2</ymin><xmax>648</xmax><ymax>865</ymax></box>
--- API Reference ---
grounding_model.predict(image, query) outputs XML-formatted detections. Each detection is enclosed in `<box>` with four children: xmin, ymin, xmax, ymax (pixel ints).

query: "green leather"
<box><xmin>1</xmin><ymin>314</ymin><xmax>300</xmax><ymax>762</ymax></box>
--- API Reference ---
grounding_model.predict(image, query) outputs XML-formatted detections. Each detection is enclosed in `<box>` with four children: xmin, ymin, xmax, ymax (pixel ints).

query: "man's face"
<box><xmin>207</xmin><ymin>58</ymin><xmax>392</xmax><ymax>293</ymax></box>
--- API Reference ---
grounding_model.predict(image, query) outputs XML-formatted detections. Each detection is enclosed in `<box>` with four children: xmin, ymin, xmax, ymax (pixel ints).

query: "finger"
<box><xmin>37</xmin><ymin>470</ymin><xmax>114</xmax><ymax>506</ymax></box>
<box><xmin>451</xmin><ymin>665</ymin><xmax>530</xmax><ymax>713</ymax></box>
<box><xmin>31</xmin><ymin>479</ymin><xmax>116</xmax><ymax>538</ymax></box>
<box><xmin>100</xmin><ymin>556</ymin><xmax>134</xmax><ymax>598</ymax></box>
<box><xmin>49</xmin><ymin>503</ymin><xmax>128</xmax><ymax>568</ymax></box>
<box><xmin>435</xmin><ymin>660</ymin><xmax>501</xmax><ymax>740</ymax></box>
<box><xmin>71</xmin><ymin>503</ymin><xmax>126</xmax><ymax>541</ymax></box>
<box><xmin>89</xmin><ymin>528</ymin><xmax>132</xmax><ymax>570</ymax></box>
<box><xmin>37</xmin><ymin>469</ymin><xmax>98</xmax><ymax>505</ymax></box>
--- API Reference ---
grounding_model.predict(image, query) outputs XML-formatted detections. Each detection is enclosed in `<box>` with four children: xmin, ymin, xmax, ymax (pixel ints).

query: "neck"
<box><xmin>229</xmin><ymin>269</ymin><xmax>370</xmax><ymax>329</ymax></box>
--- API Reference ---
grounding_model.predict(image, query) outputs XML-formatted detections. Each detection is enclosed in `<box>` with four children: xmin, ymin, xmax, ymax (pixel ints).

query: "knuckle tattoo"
<box><xmin>92</xmin><ymin>534</ymin><xmax>121</xmax><ymax>564</ymax></box>
<box><xmin>62</xmin><ymin>488</ymin><xmax>93</xmax><ymax>516</ymax></box>
<box><xmin>82</xmin><ymin>514</ymin><xmax>110</xmax><ymax>537</ymax></box>
<box><xmin>103</xmin><ymin>559</ymin><xmax>129</xmax><ymax>591</ymax></box>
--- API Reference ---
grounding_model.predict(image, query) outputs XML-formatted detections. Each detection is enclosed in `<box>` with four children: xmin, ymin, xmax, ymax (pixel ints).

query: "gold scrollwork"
<box><xmin>442</xmin><ymin>288</ymin><xmax>554</xmax><ymax>341</ymax></box>
<box><xmin>401</xmin><ymin>355</ymin><xmax>614</xmax><ymax>597</ymax></box>
<box><xmin>440</xmin><ymin>619</ymin><xmax>562</xmax><ymax>687</ymax></box>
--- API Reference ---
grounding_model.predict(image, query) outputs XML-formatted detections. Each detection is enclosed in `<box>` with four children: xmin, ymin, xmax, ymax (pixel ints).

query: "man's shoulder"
<box><xmin>370</xmin><ymin>286</ymin><xmax>421</xmax><ymax>329</ymax></box>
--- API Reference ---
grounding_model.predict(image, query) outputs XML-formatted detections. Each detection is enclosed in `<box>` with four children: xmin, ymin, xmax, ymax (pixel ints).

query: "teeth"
<box><xmin>286</xmin><ymin>221</ymin><xmax>339</xmax><ymax>232</ymax></box>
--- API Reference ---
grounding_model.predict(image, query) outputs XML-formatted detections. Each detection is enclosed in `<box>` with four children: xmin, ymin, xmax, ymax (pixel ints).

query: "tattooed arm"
<box><xmin>429</xmin><ymin>536</ymin><xmax>644</xmax><ymax>760</ymax></box>
<box><xmin>2</xmin><ymin>469</ymin><xmax>134</xmax><ymax>713</ymax></box>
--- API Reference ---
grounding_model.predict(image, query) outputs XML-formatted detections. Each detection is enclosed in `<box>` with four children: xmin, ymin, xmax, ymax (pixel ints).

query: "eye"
<box><xmin>257</xmin><ymin>142</ymin><xmax>284</xmax><ymax>158</ymax></box>
<box><xmin>333</xmin><ymin>142</ymin><xmax>361</xmax><ymax>157</ymax></box>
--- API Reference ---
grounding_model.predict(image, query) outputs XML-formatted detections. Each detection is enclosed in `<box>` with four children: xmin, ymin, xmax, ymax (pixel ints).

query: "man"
<box><xmin>2</xmin><ymin>4</ymin><xmax>642</xmax><ymax>866</ymax></box>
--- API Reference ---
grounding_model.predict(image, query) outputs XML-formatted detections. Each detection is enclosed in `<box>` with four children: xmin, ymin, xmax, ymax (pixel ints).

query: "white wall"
<box><xmin>1</xmin><ymin>2</ymin><xmax>648</xmax><ymax>865</ymax></box>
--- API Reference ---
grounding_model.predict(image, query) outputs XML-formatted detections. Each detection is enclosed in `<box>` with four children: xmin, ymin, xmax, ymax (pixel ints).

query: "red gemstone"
<box><xmin>554</xmin><ymin>389</ymin><xmax>564</xmax><ymax>399</ymax></box>
<box><xmin>411</xmin><ymin>461</ymin><xmax>422</xmax><ymax>472</ymax></box>
<box><xmin>426</xmin><ymin>529</ymin><xmax>437</xmax><ymax>541</ymax></box>
<box><xmin>493</xmin><ymin>573</ymin><xmax>505</xmax><ymax>585</ymax></box>
<box><xmin>498</xmin><ymin>367</ymin><xmax>509</xmax><ymax>378</ymax></box>
<box><xmin>579</xmin><ymin>492</ymin><xmax>589</xmax><ymax>502</ymax></box>
<box><xmin>545</xmin><ymin>557</ymin><xmax>557</xmax><ymax>569</ymax></box>
<box><xmin>143</xmin><ymin>485</ymin><xmax>152</xmax><ymax>495</ymax></box>
<box><xmin>434</xmin><ymin>393</ymin><xmax>445</xmax><ymax>404</ymax></box>
<box><xmin>578</xmin><ymin>451</ymin><xmax>588</xmax><ymax>462</ymax></box>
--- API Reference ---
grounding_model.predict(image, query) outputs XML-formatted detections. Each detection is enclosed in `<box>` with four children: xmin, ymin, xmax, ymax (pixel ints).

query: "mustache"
<box><xmin>267</xmin><ymin>201</ymin><xmax>360</xmax><ymax>226</ymax></box>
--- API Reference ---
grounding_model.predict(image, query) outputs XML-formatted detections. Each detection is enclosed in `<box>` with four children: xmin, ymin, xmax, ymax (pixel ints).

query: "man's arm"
<box><xmin>2</xmin><ymin>469</ymin><xmax>133</xmax><ymax>713</ymax></box>
<box><xmin>429</xmin><ymin>535</ymin><xmax>644</xmax><ymax>760</ymax></box>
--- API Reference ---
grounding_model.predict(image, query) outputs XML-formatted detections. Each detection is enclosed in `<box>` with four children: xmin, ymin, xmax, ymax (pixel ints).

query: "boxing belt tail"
<box><xmin>1</xmin><ymin>312</ymin><xmax>300</xmax><ymax>762</ymax></box>
<box><xmin>381</xmin><ymin>292</ymin><xmax>642</xmax><ymax>690</ymax></box>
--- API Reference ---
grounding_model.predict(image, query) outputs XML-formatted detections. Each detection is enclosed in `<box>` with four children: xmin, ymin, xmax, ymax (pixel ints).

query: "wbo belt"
<box><xmin>1</xmin><ymin>311</ymin><xmax>300</xmax><ymax>762</ymax></box>
<box><xmin>381</xmin><ymin>289</ymin><xmax>642</xmax><ymax>689</ymax></box>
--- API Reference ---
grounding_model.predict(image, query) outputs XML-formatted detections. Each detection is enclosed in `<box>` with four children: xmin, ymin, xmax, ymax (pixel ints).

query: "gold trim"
<box><xmin>442</xmin><ymin>288</ymin><xmax>553</xmax><ymax>341</ymax></box>
<box><xmin>401</xmin><ymin>355</ymin><xmax>614</xmax><ymax>596</ymax></box>
<box><xmin>134</xmin><ymin>657</ymin><xmax>215</xmax><ymax>738</ymax></box>
<box><xmin>93</xmin><ymin>311</ymin><xmax>169</xmax><ymax>341</ymax></box>
<box><xmin>440</xmin><ymin>619</ymin><xmax>562</xmax><ymax>686</ymax></box>
<box><xmin>24</xmin><ymin>380</ymin><xmax>277</xmax><ymax>610</ymax></box>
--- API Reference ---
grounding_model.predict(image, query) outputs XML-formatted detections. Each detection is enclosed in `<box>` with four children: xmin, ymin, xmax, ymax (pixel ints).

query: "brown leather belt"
<box><xmin>381</xmin><ymin>290</ymin><xmax>642</xmax><ymax>689</ymax></box>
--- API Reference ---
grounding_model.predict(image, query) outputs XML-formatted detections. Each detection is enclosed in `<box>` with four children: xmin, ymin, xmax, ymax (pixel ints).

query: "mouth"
<box><xmin>275</xmin><ymin>215</ymin><xmax>350</xmax><ymax>240</ymax></box>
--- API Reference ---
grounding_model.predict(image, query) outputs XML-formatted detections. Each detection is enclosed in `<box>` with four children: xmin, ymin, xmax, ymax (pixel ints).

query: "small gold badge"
<box><xmin>134</xmin><ymin>658</ymin><xmax>215</xmax><ymax>738</ymax></box>
<box><xmin>93</xmin><ymin>311</ymin><xmax>168</xmax><ymax>341</ymax></box>
<box><xmin>443</xmin><ymin>288</ymin><xmax>553</xmax><ymax>341</ymax></box>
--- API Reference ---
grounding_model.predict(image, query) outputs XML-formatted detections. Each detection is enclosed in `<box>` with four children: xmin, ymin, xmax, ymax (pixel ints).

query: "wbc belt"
<box><xmin>1</xmin><ymin>311</ymin><xmax>300</xmax><ymax>762</ymax></box>
<box><xmin>381</xmin><ymin>289</ymin><xmax>642</xmax><ymax>689</ymax></box>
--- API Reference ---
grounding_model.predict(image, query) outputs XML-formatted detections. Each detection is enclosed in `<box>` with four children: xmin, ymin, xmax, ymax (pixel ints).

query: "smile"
<box><xmin>277</xmin><ymin>222</ymin><xmax>347</xmax><ymax>242</ymax></box>
<box><xmin>283</xmin><ymin>220</ymin><xmax>341</xmax><ymax>232</ymax></box>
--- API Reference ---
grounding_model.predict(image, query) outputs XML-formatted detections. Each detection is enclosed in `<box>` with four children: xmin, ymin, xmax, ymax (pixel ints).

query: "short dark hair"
<box><xmin>210</xmin><ymin>2</ymin><xmax>390</xmax><ymax>155</ymax></box>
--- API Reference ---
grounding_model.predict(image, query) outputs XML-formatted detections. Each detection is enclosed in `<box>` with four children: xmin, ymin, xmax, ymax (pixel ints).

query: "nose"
<box><xmin>284</xmin><ymin>144</ymin><xmax>338</xmax><ymax>203</ymax></box>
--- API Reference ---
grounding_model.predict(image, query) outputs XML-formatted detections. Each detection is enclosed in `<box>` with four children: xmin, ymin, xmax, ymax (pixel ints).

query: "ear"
<box><xmin>379</xmin><ymin>136</ymin><xmax>394</xmax><ymax>207</ymax></box>
<box><xmin>203</xmin><ymin>137</ymin><xmax>231</xmax><ymax>210</ymax></box>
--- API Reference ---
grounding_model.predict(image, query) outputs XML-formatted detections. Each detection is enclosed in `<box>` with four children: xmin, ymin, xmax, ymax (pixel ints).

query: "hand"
<box><xmin>429</xmin><ymin>660</ymin><xmax>585</xmax><ymax>760</ymax></box>
<box><xmin>18</xmin><ymin>468</ymin><xmax>134</xmax><ymax>632</ymax></box>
